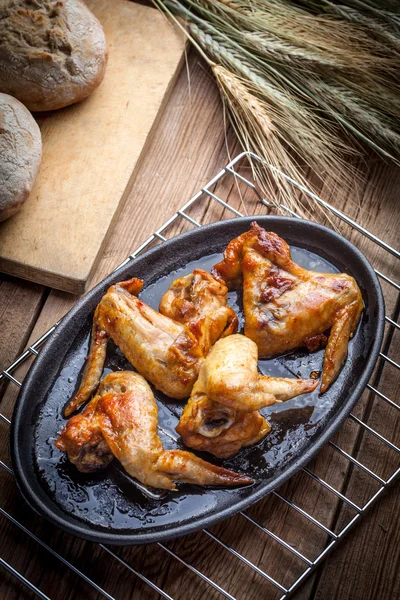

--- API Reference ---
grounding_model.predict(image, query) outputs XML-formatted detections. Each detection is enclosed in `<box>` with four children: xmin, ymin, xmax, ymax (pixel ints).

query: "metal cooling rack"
<box><xmin>0</xmin><ymin>152</ymin><xmax>399</xmax><ymax>600</ymax></box>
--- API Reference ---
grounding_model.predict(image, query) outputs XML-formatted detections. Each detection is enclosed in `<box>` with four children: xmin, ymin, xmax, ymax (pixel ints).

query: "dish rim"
<box><xmin>10</xmin><ymin>216</ymin><xmax>385</xmax><ymax>545</ymax></box>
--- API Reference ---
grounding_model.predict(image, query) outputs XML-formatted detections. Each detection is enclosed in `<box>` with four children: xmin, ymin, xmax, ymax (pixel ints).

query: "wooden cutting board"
<box><xmin>0</xmin><ymin>0</ymin><xmax>185</xmax><ymax>294</ymax></box>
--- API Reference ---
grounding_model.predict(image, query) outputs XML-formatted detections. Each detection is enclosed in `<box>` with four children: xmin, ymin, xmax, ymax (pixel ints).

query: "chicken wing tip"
<box><xmin>113</xmin><ymin>278</ymin><xmax>144</xmax><ymax>296</ymax></box>
<box><xmin>63</xmin><ymin>403</ymin><xmax>76</xmax><ymax>417</ymax></box>
<box><xmin>211</xmin><ymin>469</ymin><xmax>254</xmax><ymax>487</ymax></box>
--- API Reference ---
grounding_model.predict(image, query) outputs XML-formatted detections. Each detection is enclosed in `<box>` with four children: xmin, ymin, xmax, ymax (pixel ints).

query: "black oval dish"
<box><xmin>10</xmin><ymin>217</ymin><xmax>385</xmax><ymax>545</ymax></box>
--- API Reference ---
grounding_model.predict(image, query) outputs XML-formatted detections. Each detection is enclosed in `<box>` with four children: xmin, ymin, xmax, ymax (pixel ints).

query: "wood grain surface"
<box><xmin>0</xmin><ymin>0</ymin><xmax>185</xmax><ymax>294</ymax></box>
<box><xmin>0</xmin><ymin>46</ymin><xmax>399</xmax><ymax>600</ymax></box>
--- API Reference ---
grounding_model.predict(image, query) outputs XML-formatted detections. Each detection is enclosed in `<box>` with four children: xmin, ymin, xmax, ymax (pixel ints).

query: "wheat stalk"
<box><xmin>211</xmin><ymin>64</ymin><xmax>310</xmax><ymax>212</ymax></box>
<box><xmin>190</xmin><ymin>22</ymin><xmax>354</xmax><ymax>179</ymax></box>
<box><xmin>155</xmin><ymin>0</ymin><xmax>400</xmax><ymax>211</ymax></box>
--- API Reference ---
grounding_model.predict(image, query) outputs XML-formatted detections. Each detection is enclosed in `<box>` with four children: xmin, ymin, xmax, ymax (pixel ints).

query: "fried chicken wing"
<box><xmin>56</xmin><ymin>371</ymin><xmax>252</xmax><ymax>489</ymax></box>
<box><xmin>65</xmin><ymin>278</ymin><xmax>203</xmax><ymax>416</ymax></box>
<box><xmin>159</xmin><ymin>269</ymin><xmax>238</xmax><ymax>355</ymax></box>
<box><xmin>187</xmin><ymin>334</ymin><xmax>318</xmax><ymax>412</ymax></box>
<box><xmin>177</xmin><ymin>396</ymin><xmax>270</xmax><ymax>459</ymax></box>
<box><xmin>176</xmin><ymin>334</ymin><xmax>318</xmax><ymax>458</ymax></box>
<box><xmin>212</xmin><ymin>222</ymin><xmax>363</xmax><ymax>392</ymax></box>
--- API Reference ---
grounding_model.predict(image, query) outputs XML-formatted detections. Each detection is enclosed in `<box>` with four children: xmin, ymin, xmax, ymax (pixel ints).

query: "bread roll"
<box><xmin>0</xmin><ymin>93</ymin><xmax>42</xmax><ymax>222</ymax></box>
<box><xmin>0</xmin><ymin>0</ymin><xmax>107</xmax><ymax>112</ymax></box>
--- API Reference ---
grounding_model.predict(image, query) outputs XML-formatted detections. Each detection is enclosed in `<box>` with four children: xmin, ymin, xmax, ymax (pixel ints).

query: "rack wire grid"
<box><xmin>0</xmin><ymin>151</ymin><xmax>399</xmax><ymax>600</ymax></box>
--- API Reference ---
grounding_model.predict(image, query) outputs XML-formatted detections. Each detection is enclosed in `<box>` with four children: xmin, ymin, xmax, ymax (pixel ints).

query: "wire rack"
<box><xmin>0</xmin><ymin>152</ymin><xmax>399</xmax><ymax>600</ymax></box>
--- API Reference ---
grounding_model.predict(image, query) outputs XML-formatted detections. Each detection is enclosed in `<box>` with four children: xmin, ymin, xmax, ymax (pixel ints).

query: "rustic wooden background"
<box><xmin>0</xmin><ymin>48</ymin><xmax>399</xmax><ymax>600</ymax></box>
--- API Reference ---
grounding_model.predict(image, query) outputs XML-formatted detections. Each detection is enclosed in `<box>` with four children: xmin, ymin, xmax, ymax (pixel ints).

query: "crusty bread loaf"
<box><xmin>0</xmin><ymin>0</ymin><xmax>107</xmax><ymax>112</ymax></box>
<box><xmin>0</xmin><ymin>93</ymin><xmax>42</xmax><ymax>222</ymax></box>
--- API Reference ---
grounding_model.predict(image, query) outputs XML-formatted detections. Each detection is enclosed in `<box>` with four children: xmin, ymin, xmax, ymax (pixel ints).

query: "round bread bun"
<box><xmin>0</xmin><ymin>0</ymin><xmax>107</xmax><ymax>112</ymax></box>
<box><xmin>0</xmin><ymin>93</ymin><xmax>42</xmax><ymax>222</ymax></box>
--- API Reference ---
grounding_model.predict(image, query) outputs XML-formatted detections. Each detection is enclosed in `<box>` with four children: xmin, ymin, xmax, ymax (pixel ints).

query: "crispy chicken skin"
<box><xmin>177</xmin><ymin>395</ymin><xmax>270</xmax><ymax>459</ymax></box>
<box><xmin>176</xmin><ymin>335</ymin><xmax>318</xmax><ymax>458</ymax></box>
<box><xmin>185</xmin><ymin>334</ymin><xmax>318</xmax><ymax>412</ymax></box>
<box><xmin>159</xmin><ymin>269</ymin><xmax>238</xmax><ymax>355</ymax></box>
<box><xmin>64</xmin><ymin>278</ymin><xmax>203</xmax><ymax>416</ymax></box>
<box><xmin>212</xmin><ymin>222</ymin><xmax>363</xmax><ymax>392</ymax></box>
<box><xmin>56</xmin><ymin>371</ymin><xmax>252</xmax><ymax>490</ymax></box>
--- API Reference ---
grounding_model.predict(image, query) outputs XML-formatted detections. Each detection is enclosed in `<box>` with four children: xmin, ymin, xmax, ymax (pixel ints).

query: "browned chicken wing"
<box><xmin>177</xmin><ymin>395</ymin><xmax>270</xmax><ymax>459</ymax></box>
<box><xmin>64</xmin><ymin>278</ymin><xmax>203</xmax><ymax>416</ymax></box>
<box><xmin>212</xmin><ymin>223</ymin><xmax>363</xmax><ymax>392</ymax></box>
<box><xmin>159</xmin><ymin>269</ymin><xmax>238</xmax><ymax>355</ymax></box>
<box><xmin>56</xmin><ymin>371</ymin><xmax>252</xmax><ymax>490</ymax></box>
<box><xmin>177</xmin><ymin>334</ymin><xmax>318</xmax><ymax>458</ymax></box>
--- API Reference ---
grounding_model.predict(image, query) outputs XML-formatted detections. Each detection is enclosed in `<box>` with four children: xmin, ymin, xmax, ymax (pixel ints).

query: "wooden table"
<box><xmin>0</xmin><ymin>48</ymin><xmax>399</xmax><ymax>600</ymax></box>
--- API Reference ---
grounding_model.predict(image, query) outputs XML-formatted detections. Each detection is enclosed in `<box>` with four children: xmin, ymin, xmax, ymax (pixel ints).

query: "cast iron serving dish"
<box><xmin>10</xmin><ymin>217</ymin><xmax>385</xmax><ymax>545</ymax></box>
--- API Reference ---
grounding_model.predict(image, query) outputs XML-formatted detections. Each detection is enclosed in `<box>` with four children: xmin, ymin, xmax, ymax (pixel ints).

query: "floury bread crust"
<box><xmin>0</xmin><ymin>93</ymin><xmax>42</xmax><ymax>222</ymax></box>
<box><xmin>0</xmin><ymin>0</ymin><xmax>107</xmax><ymax>111</ymax></box>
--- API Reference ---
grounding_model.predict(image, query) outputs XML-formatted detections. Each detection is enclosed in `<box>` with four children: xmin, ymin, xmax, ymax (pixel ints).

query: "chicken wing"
<box><xmin>212</xmin><ymin>222</ymin><xmax>363</xmax><ymax>392</ymax></box>
<box><xmin>159</xmin><ymin>269</ymin><xmax>238</xmax><ymax>355</ymax></box>
<box><xmin>176</xmin><ymin>334</ymin><xmax>318</xmax><ymax>458</ymax></box>
<box><xmin>64</xmin><ymin>278</ymin><xmax>203</xmax><ymax>416</ymax></box>
<box><xmin>185</xmin><ymin>334</ymin><xmax>318</xmax><ymax>412</ymax></box>
<box><xmin>177</xmin><ymin>396</ymin><xmax>270</xmax><ymax>459</ymax></box>
<box><xmin>56</xmin><ymin>371</ymin><xmax>252</xmax><ymax>490</ymax></box>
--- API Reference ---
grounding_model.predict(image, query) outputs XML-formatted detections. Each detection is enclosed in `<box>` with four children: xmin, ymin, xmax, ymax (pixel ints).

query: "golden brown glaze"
<box><xmin>185</xmin><ymin>334</ymin><xmax>318</xmax><ymax>412</ymax></box>
<box><xmin>159</xmin><ymin>269</ymin><xmax>238</xmax><ymax>355</ymax></box>
<box><xmin>65</xmin><ymin>278</ymin><xmax>203</xmax><ymax>416</ymax></box>
<box><xmin>177</xmin><ymin>335</ymin><xmax>318</xmax><ymax>458</ymax></box>
<box><xmin>212</xmin><ymin>222</ymin><xmax>363</xmax><ymax>392</ymax></box>
<box><xmin>56</xmin><ymin>371</ymin><xmax>252</xmax><ymax>489</ymax></box>
<box><xmin>177</xmin><ymin>395</ymin><xmax>270</xmax><ymax>459</ymax></box>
